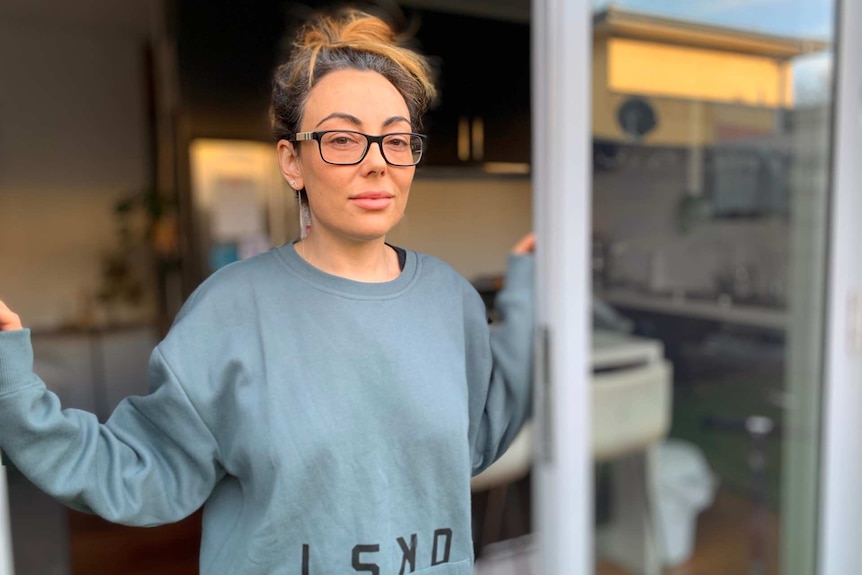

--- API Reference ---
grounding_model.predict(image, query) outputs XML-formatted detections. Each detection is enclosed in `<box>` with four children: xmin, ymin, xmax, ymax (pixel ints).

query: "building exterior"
<box><xmin>591</xmin><ymin>7</ymin><xmax>826</xmax><ymax>146</ymax></box>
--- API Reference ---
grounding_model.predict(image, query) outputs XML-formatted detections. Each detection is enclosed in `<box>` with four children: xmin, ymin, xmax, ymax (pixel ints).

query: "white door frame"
<box><xmin>818</xmin><ymin>0</ymin><xmax>862</xmax><ymax>573</ymax></box>
<box><xmin>0</xmin><ymin>455</ymin><xmax>12</xmax><ymax>574</ymax></box>
<box><xmin>531</xmin><ymin>0</ymin><xmax>594</xmax><ymax>574</ymax></box>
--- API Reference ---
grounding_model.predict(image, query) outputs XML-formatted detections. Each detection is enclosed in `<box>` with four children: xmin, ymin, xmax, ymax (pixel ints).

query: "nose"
<box><xmin>361</xmin><ymin>139</ymin><xmax>388</xmax><ymax>170</ymax></box>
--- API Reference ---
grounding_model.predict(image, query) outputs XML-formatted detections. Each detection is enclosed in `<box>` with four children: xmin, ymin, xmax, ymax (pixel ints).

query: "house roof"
<box><xmin>594</xmin><ymin>6</ymin><xmax>829</xmax><ymax>59</ymax></box>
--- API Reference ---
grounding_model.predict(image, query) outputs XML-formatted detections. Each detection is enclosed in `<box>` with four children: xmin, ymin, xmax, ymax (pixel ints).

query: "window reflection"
<box><xmin>589</xmin><ymin>3</ymin><xmax>834</xmax><ymax>575</ymax></box>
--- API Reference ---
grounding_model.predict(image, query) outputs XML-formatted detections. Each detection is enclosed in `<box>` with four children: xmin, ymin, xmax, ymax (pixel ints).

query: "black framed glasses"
<box><xmin>287</xmin><ymin>130</ymin><xmax>426</xmax><ymax>166</ymax></box>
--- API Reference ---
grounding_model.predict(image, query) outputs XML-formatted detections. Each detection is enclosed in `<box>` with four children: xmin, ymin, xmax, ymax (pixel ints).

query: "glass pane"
<box><xmin>590</xmin><ymin>2</ymin><xmax>835</xmax><ymax>574</ymax></box>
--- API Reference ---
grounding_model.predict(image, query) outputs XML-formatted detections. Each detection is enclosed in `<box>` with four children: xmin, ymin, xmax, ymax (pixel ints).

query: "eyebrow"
<box><xmin>314</xmin><ymin>112</ymin><xmax>411</xmax><ymax>129</ymax></box>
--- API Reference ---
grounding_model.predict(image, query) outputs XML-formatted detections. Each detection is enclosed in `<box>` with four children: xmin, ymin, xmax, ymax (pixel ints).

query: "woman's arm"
<box><xmin>465</xmin><ymin>233</ymin><xmax>536</xmax><ymax>475</ymax></box>
<box><xmin>0</xmin><ymin>300</ymin><xmax>223</xmax><ymax>527</ymax></box>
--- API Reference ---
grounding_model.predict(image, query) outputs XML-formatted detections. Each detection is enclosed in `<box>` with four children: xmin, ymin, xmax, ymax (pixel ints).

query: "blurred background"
<box><xmin>0</xmin><ymin>0</ymin><xmax>838</xmax><ymax>574</ymax></box>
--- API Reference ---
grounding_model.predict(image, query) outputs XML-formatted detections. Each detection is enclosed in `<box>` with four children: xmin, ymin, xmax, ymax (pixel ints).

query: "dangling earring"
<box><xmin>289</xmin><ymin>180</ymin><xmax>297</xmax><ymax>188</ymax></box>
<box><xmin>297</xmin><ymin>189</ymin><xmax>311</xmax><ymax>239</ymax></box>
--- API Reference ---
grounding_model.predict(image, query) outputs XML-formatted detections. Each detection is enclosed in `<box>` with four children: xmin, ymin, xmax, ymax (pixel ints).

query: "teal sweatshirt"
<box><xmin>0</xmin><ymin>243</ymin><xmax>534</xmax><ymax>575</ymax></box>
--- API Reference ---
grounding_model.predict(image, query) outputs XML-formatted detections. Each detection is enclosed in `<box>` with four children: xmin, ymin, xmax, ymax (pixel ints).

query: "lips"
<box><xmin>350</xmin><ymin>191</ymin><xmax>394</xmax><ymax>211</ymax></box>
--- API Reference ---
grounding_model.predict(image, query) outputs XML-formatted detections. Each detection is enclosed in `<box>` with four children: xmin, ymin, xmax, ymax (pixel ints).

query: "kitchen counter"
<box><xmin>591</xmin><ymin>328</ymin><xmax>664</xmax><ymax>370</ymax></box>
<box><xmin>597</xmin><ymin>287</ymin><xmax>787</xmax><ymax>331</ymax></box>
<box><xmin>30</xmin><ymin>324</ymin><xmax>159</xmax><ymax>420</ymax></box>
<box><xmin>29</xmin><ymin>321</ymin><xmax>158</xmax><ymax>338</ymax></box>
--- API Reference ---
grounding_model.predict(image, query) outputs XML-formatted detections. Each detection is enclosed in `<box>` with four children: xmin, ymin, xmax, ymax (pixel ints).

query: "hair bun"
<box><xmin>298</xmin><ymin>9</ymin><xmax>396</xmax><ymax>53</ymax></box>
<box><xmin>271</xmin><ymin>6</ymin><xmax>437</xmax><ymax>139</ymax></box>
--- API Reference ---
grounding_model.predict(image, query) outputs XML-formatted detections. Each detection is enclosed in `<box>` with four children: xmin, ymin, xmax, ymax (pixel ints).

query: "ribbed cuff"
<box><xmin>504</xmin><ymin>253</ymin><xmax>535</xmax><ymax>295</ymax></box>
<box><xmin>0</xmin><ymin>329</ymin><xmax>34</xmax><ymax>395</ymax></box>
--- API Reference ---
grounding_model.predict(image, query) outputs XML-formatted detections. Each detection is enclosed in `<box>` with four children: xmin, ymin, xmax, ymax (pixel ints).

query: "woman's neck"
<box><xmin>295</xmin><ymin>234</ymin><xmax>400</xmax><ymax>283</ymax></box>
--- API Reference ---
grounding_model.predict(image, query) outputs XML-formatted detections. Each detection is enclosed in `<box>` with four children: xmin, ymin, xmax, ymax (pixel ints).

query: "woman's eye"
<box><xmin>385</xmin><ymin>136</ymin><xmax>409</xmax><ymax>149</ymax></box>
<box><xmin>325</xmin><ymin>133</ymin><xmax>361</xmax><ymax>147</ymax></box>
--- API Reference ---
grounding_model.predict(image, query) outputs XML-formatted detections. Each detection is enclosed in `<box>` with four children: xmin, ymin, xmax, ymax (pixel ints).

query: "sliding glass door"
<box><xmin>533</xmin><ymin>1</ymin><xmax>862</xmax><ymax>574</ymax></box>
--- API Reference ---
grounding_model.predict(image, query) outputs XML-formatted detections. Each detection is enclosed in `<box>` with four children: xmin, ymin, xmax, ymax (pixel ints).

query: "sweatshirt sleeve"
<box><xmin>465</xmin><ymin>253</ymin><xmax>535</xmax><ymax>475</ymax></box>
<box><xmin>0</xmin><ymin>328</ymin><xmax>223</xmax><ymax>527</ymax></box>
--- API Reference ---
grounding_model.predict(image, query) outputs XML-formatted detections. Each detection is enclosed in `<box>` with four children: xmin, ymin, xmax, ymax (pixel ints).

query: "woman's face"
<box><xmin>278</xmin><ymin>69</ymin><xmax>416</xmax><ymax>244</ymax></box>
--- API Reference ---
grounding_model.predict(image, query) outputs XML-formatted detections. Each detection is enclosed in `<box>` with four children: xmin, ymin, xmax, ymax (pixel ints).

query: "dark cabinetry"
<box><xmin>174</xmin><ymin>2</ymin><xmax>532</xmax><ymax>166</ymax></box>
<box><xmin>413</xmin><ymin>10</ymin><xmax>532</xmax><ymax>167</ymax></box>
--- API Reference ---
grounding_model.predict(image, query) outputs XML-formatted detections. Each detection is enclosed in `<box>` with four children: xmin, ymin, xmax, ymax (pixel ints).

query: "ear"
<box><xmin>277</xmin><ymin>140</ymin><xmax>304</xmax><ymax>190</ymax></box>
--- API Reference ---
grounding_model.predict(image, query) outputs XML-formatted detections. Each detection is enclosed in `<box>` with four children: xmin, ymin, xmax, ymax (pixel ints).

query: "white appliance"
<box><xmin>472</xmin><ymin>328</ymin><xmax>672</xmax><ymax>575</ymax></box>
<box><xmin>188</xmin><ymin>139</ymin><xmax>292</xmax><ymax>283</ymax></box>
<box><xmin>591</xmin><ymin>329</ymin><xmax>672</xmax><ymax>575</ymax></box>
<box><xmin>590</xmin><ymin>329</ymin><xmax>671</xmax><ymax>462</ymax></box>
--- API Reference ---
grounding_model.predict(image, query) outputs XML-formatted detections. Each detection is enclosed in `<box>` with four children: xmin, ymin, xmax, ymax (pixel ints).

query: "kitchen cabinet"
<box><xmin>413</xmin><ymin>10</ymin><xmax>532</xmax><ymax>167</ymax></box>
<box><xmin>174</xmin><ymin>2</ymin><xmax>532</xmax><ymax>166</ymax></box>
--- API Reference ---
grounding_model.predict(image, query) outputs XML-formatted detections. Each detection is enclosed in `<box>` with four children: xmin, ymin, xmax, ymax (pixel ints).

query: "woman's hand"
<box><xmin>511</xmin><ymin>232</ymin><xmax>535</xmax><ymax>255</ymax></box>
<box><xmin>0</xmin><ymin>300</ymin><xmax>23</xmax><ymax>332</ymax></box>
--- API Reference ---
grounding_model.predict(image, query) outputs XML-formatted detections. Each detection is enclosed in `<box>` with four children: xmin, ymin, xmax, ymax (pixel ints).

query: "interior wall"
<box><xmin>389</xmin><ymin>176</ymin><xmax>533</xmax><ymax>281</ymax></box>
<box><xmin>0</xmin><ymin>18</ymin><xmax>151</xmax><ymax>330</ymax></box>
<box><xmin>592</xmin><ymin>149</ymin><xmax>789</xmax><ymax>297</ymax></box>
<box><xmin>274</xmin><ymin>175</ymin><xmax>533</xmax><ymax>282</ymax></box>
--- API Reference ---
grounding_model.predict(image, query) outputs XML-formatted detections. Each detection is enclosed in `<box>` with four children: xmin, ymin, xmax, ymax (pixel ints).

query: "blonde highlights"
<box><xmin>270</xmin><ymin>8</ymin><xmax>437</xmax><ymax>140</ymax></box>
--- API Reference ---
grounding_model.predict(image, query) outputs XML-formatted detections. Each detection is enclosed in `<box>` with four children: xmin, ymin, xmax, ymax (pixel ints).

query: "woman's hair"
<box><xmin>270</xmin><ymin>7</ymin><xmax>438</xmax><ymax>141</ymax></box>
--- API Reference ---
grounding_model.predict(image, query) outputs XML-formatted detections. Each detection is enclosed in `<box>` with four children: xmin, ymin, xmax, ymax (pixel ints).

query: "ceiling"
<box><xmin>397</xmin><ymin>0</ymin><xmax>530</xmax><ymax>22</ymax></box>
<box><xmin>0</xmin><ymin>0</ymin><xmax>530</xmax><ymax>36</ymax></box>
<box><xmin>0</xmin><ymin>0</ymin><xmax>156</xmax><ymax>35</ymax></box>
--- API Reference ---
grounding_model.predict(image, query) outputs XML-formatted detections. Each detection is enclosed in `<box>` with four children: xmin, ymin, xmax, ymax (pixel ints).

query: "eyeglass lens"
<box><xmin>318</xmin><ymin>132</ymin><xmax>423</xmax><ymax>165</ymax></box>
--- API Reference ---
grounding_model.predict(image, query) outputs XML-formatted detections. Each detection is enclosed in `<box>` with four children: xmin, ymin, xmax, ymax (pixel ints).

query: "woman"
<box><xmin>0</xmin><ymin>7</ymin><xmax>534</xmax><ymax>574</ymax></box>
